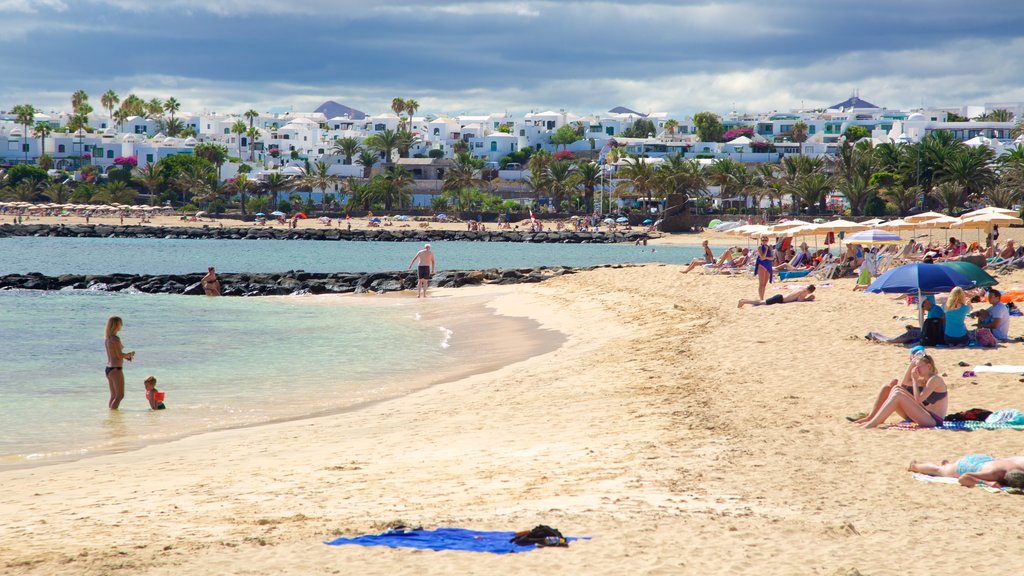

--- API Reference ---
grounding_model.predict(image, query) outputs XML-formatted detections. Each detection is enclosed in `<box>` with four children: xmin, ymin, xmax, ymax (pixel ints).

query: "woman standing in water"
<box><xmin>105</xmin><ymin>316</ymin><xmax>135</xmax><ymax>409</ymax></box>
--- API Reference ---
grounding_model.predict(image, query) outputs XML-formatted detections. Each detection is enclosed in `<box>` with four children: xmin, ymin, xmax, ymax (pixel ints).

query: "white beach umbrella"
<box><xmin>960</xmin><ymin>206</ymin><xmax>1018</xmax><ymax>219</ymax></box>
<box><xmin>904</xmin><ymin>211</ymin><xmax>947</xmax><ymax>224</ymax></box>
<box><xmin>768</xmin><ymin>219</ymin><xmax>811</xmax><ymax>232</ymax></box>
<box><xmin>860</xmin><ymin>218</ymin><xmax>885</xmax><ymax>227</ymax></box>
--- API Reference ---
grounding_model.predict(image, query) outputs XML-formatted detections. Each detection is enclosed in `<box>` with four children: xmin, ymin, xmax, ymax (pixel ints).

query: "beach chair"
<box><xmin>716</xmin><ymin>255</ymin><xmax>752</xmax><ymax>275</ymax></box>
<box><xmin>812</xmin><ymin>255</ymin><xmax>839</xmax><ymax>281</ymax></box>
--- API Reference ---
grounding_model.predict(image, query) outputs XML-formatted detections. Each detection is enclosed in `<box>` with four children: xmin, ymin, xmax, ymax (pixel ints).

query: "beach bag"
<box><xmin>920</xmin><ymin>317</ymin><xmax>945</xmax><ymax>346</ymax></box>
<box><xmin>976</xmin><ymin>328</ymin><xmax>997</xmax><ymax>348</ymax></box>
<box><xmin>510</xmin><ymin>525</ymin><xmax>568</xmax><ymax>547</ymax></box>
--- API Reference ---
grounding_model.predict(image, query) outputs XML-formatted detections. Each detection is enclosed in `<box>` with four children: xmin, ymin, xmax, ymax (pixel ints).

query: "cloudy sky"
<box><xmin>2</xmin><ymin>0</ymin><xmax>1023</xmax><ymax>119</ymax></box>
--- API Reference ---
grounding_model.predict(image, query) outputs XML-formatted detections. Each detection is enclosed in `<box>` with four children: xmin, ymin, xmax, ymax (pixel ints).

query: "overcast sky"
<box><xmin>2</xmin><ymin>0</ymin><xmax>1023</xmax><ymax>119</ymax></box>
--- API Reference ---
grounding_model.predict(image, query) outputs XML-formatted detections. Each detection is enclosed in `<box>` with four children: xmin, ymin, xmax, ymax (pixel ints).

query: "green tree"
<box><xmin>546</xmin><ymin>160</ymin><xmax>575</xmax><ymax>207</ymax></box>
<box><xmin>396</xmin><ymin>129</ymin><xmax>419</xmax><ymax>158</ymax></box>
<box><xmin>157</xmin><ymin>154</ymin><xmax>215</xmax><ymax>203</ymax></box>
<box><xmin>570</xmin><ymin>160</ymin><xmax>601</xmax><ymax>213</ymax></box>
<box><xmin>364</xmin><ymin>129</ymin><xmax>400</xmax><ymax>165</ymax></box>
<box><xmin>224</xmin><ymin>173</ymin><xmax>257</xmax><ymax>214</ymax></box>
<box><xmin>692</xmin><ymin>112</ymin><xmax>724</xmax><ymax>142</ymax></box>
<box><xmin>374</xmin><ymin>166</ymin><xmax>413</xmax><ymax>211</ymax></box>
<box><xmin>332</xmin><ymin>137</ymin><xmax>361</xmax><ymax>165</ymax></box>
<box><xmin>620</xmin><ymin>118</ymin><xmax>657</xmax><ymax>139</ymax></box>
<box><xmin>5</xmin><ymin>164</ymin><xmax>48</xmax><ymax>187</ymax></box>
<box><xmin>791</xmin><ymin>121</ymin><xmax>809</xmax><ymax>144</ymax></box>
<box><xmin>929</xmin><ymin>182</ymin><xmax>965</xmax><ymax>215</ymax></box>
<box><xmin>101</xmin><ymin>90</ymin><xmax>119</xmax><ymax>127</ymax></box>
<box><xmin>43</xmin><ymin>180</ymin><xmax>70</xmax><ymax>203</ymax></box>
<box><xmin>844</xmin><ymin>125</ymin><xmax>871</xmax><ymax>141</ymax></box>
<box><xmin>193</xmin><ymin>143</ymin><xmax>229</xmax><ymax>181</ymax></box>
<box><xmin>134</xmin><ymin>162</ymin><xmax>164</xmax><ymax>205</ymax></box>
<box><xmin>613</xmin><ymin>155</ymin><xmax>658</xmax><ymax>202</ymax></box>
<box><xmin>164</xmin><ymin>97</ymin><xmax>181</xmax><ymax>125</ymax></box>
<box><xmin>974</xmin><ymin>109</ymin><xmax>1014</xmax><ymax>122</ymax></box>
<box><xmin>663</xmin><ymin>119</ymin><xmax>679</xmax><ymax>138</ymax></box>
<box><xmin>939</xmin><ymin>145</ymin><xmax>996</xmax><ymax>203</ymax></box>
<box><xmin>945</xmin><ymin>111</ymin><xmax>969</xmax><ymax>122</ymax></box>
<box><xmin>231</xmin><ymin>120</ymin><xmax>247</xmax><ymax>158</ymax></box>
<box><xmin>13</xmin><ymin>104</ymin><xmax>36</xmax><ymax>163</ymax></box>
<box><xmin>443</xmin><ymin>153</ymin><xmax>485</xmax><ymax>192</ymax></box>
<box><xmin>71</xmin><ymin>90</ymin><xmax>89</xmax><ymax>113</ymax></box>
<box><xmin>262</xmin><ymin>172</ymin><xmax>291</xmax><ymax>208</ymax></box>
<box><xmin>836</xmin><ymin>174</ymin><xmax>875</xmax><ymax>216</ymax></box>
<box><xmin>172</xmin><ymin>162</ymin><xmax>215</xmax><ymax>206</ymax></box>
<box><xmin>787</xmin><ymin>172</ymin><xmax>833</xmax><ymax>212</ymax></box>
<box><xmin>551</xmin><ymin>125</ymin><xmax>581</xmax><ymax>150</ymax></box>
<box><xmin>356</xmin><ymin>150</ymin><xmax>379</xmax><ymax>178</ymax></box>
<box><xmin>296</xmin><ymin>160</ymin><xmax>339</xmax><ymax>208</ymax></box>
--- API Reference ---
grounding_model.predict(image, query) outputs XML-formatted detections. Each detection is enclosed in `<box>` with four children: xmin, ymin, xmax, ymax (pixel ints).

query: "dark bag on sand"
<box><xmin>920</xmin><ymin>317</ymin><xmax>945</xmax><ymax>346</ymax></box>
<box><xmin>510</xmin><ymin>525</ymin><xmax>568</xmax><ymax>547</ymax></box>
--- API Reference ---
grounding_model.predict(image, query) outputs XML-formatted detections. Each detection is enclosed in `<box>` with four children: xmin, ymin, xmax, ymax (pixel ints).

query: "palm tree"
<box><xmin>704</xmin><ymin>157</ymin><xmax>746</xmax><ymax>208</ymax></box>
<box><xmin>134</xmin><ymin>163</ymin><xmax>163</xmax><ymax>205</ymax></box>
<box><xmin>70</xmin><ymin>90</ymin><xmax>89</xmax><ymax>114</ymax></box>
<box><xmin>881</xmin><ymin>185</ymin><xmax>920</xmax><ymax>216</ymax></box>
<box><xmin>33</xmin><ymin>122</ymin><xmax>52</xmax><ymax>161</ymax></box>
<box><xmin>297</xmin><ymin>160</ymin><xmax>338</xmax><ymax>207</ymax></box>
<box><xmin>13</xmin><ymin>104</ymin><xmax>36</xmax><ymax>163</ymax></box>
<box><xmin>356</xmin><ymin>150</ymin><xmax>379</xmax><ymax>178</ymax></box>
<box><xmin>100</xmin><ymin>90</ymin><xmax>119</xmax><ymax>128</ymax></box>
<box><xmin>145</xmin><ymin>98</ymin><xmax>164</xmax><ymax>120</ymax></box>
<box><xmin>231</xmin><ymin>120</ymin><xmax>247</xmax><ymax>158</ymax></box>
<box><xmin>663</xmin><ymin>119</ymin><xmax>679</xmax><ymax>139</ymax></box>
<box><xmin>786</xmin><ymin>172</ymin><xmax>833</xmax><ymax>213</ymax></box>
<box><xmin>10</xmin><ymin>179</ymin><xmax>42</xmax><ymax>202</ymax></box>
<box><xmin>263</xmin><ymin>172</ymin><xmax>291</xmax><ymax>209</ymax></box>
<box><xmin>791</xmin><ymin>121</ymin><xmax>809</xmax><ymax>147</ymax></box>
<box><xmin>112</xmin><ymin>108</ymin><xmax>130</xmax><ymax>130</ymax></box>
<box><xmin>120</xmin><ymin>94</ymin><xmax>145</xmax><ymax>118</ymax></box>
<box><xmin>193</xmin><ymin>143</ymin><xmax>229</xmax><ymax>181</ymax></box>
<box><xmin>546</xmin><ymin>160</ymin><xmax>575</xmax><ymax>209</ymax></box>
<box><xmin>332</xmin><ymin>137</ymin><xmax>361</xmax><ymax>165</ymax></box>
<box><xmin>391</xmin><ymin>97</ymin><xmax>407</xmax><ymax>129</ymax></box>
<box><xmin>364</xmin><ymin>129</ymin><xmax>400</xmax><ymax>165</ymax></box>
<box><xmin>613</xmin><ymin>155</ymin><xmax>658</xmax><ymax>202</ymax></box>
<box><xmin>224</xmin><ymin>173</ymin><xmax>257</xmax><ymax>214</ymax></box>
<box><xmin>974</xmin><ymin>109</ymin><xmax>1014</xmax><ymax>122</ymax></box>
<box><xmin>836</xmin><ymin>174</ymin><xmax>875</xmax><ymax>216</ymax></box>
<box><xmin>525</xmin><ymin>170</ymin><xmax>551</xmax><ymax>203</ymax></box>
<box><xmin>442</xmin><ymin>153</ymin><xmax>485</xmax><ymax>192</ymax></box>
<box><xmin>404</xmin><ymin>99</ymin><xmax>419</xmax><ymax>130</ymax></box>
<box><xmin>246</xmin><ymin>127</ymin><xmax>260</xmax><ymax>161</ymax></box>
<box><xmin>164</xmin><ymin>97</ymin><xmax>181</xmax><ymax>125</ymax></box>
<box><xmin>658</xmin><ymin>153</ymin><xmax>705</xmax><ymax>197</ymax></box>
<box><xmin>939</xmin><ymin>146</ymin><xmax>996</xmax><ymax>203</ymax></box>
<box><xmin>172</xmin><ymin>163</ymin><xmax>214</xmax><ymax>205</ymax></box>
<box><xmin>102</xmin><ymin>181</ymin><xmax>138</xmax><ymax>205</ymax></box>
<box><xmin>396</xmin><ymin>130</ymin><xmax>419</xmax><ymax>158</ymax></box>
<box><xmin>244</xmin><ymin>109</ymin><xmax>259</xmax><ymax>130</ymax></box>
<box><xmin>43</xmin><ymin>180</ymin><xmax>70</xmax><ymax>204</ymax></box>
<box><xmin>1011</xmin><ymin>118</ymin><xmax>1024</xmax><ymax>139</ymax></box>
<box><xmin>376</xmin><ymin>166</ymin><xmax>413</xmax><ymax>211</ymax></box>
<box><xmin>570</xmin><ymin>161</ymin><xmax>601</xmax><ymax>213</ymax></box>
<box><xmin>929</xmin><ymin>182</ymin><xmax>965</xmax><ymax>215</ymax></box>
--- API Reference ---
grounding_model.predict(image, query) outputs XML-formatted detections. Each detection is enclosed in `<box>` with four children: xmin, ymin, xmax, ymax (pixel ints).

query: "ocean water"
<box><xmin>0</xmin><ymin>236</ymin><xmax>712</xmax><ymax>275</ymax></box>
<box><xmin>0</xmin><ymin>289</ymin><xmax>485</xmax><ymax>468</ymax></box>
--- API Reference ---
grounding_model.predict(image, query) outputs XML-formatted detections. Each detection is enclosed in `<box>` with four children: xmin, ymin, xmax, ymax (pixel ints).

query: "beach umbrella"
<box><xmin>961</xmin><ymin>206</ymin><xmax>1017</xmax><ymax>219</ymax></box>
<box><xmin>616</xmin><ymin>216</ymin><xmax>629</xmax><ymax>223</ymax></box>
<box><xmin>255</xmin><ymin>212</ymin><xmax>266</xmax><ymax>217</ymax></box>
<box><xmin>642</xmin><ymin>218</ymin><xmax>653</xmax><ymax>224</ymax></box>
<box><xmin>436</xmin><ymin>213</ymin><xmax>447</xmax><ymax>219</ymax></box>
<box><xmin>370</xmin><ymin>217</ymin><xmax>381</xmax><ymax>223</ymax></box>
<box><xmin>707</xmin><ymin>218</ymin><xmax>722</xmax><ymax>229</ymax></box>
<box><xmin>860</xmin><ymin>218</ymin><xmax>885</xmax><ymax>227</ymax></box>
<box><xmin>843</xmin><ymin>229</ymin><xmax>903</xmax><ymax>245</ymax></box>
<box><xmin>603</xmin><ymin>217</ymin><xmax>615</xmax><ymax>223</ymax></box>
<box><xmin>905</xmin><ymin>211</ymin><xmax>947</xmax><ymax>224</ymax></box>
<box><xmin>270</xmin><ymin>210</ymin><xmax>285</xmax><ymax>216</ymax></box>
<box><xmin>294</xmin><ymin>212</ymin><xmax>307</xmax><ymax>219</ymax></box>
<box><xmin>867</xmin><ymin>262</ymin><xmax>975</xmax><ymax>327</ymax></box>
<box><xmin>936</xmin><ymin>261</ymin><xmax>998</xmax><ymax>288</ymax></box>
<box><xmin>195</xmin><ymin>211</ymin><xmax>207</xmax><ymax>217</ymax></box>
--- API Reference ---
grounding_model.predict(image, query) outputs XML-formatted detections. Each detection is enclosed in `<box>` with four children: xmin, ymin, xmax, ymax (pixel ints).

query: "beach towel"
<box><xmin>324</xmin><ymin>528</ymin><xmax>585</xmax><ymax>554</ymax></box>
<box><xmin>985</xmin><ymin>409</ymin><xmax>1024</xmax><ymax>426</ymax></box>
<box><xmin>911</xmin><ymin>473</ymin><xmax>1016</xmax><ymax>494</ymax></box>
<box><xmin>885</xmin><ymin>419</ymin><xmax>1024</xmax><ymax>431</ymax></box>
<box><xmin>973</xmin><ymin>365</ymin><xmax>1024</xmax><ymax>374</ymax></box>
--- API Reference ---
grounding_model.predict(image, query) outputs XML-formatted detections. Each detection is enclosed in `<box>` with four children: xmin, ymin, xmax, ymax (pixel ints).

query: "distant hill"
<box><xmin>314</xmin><ymin>101</ymin><xmax>367</xmax><ymax>120</ymax></box>
<box><xmin>609</xmin><ymin>106</ymin><xmax>646</xmax><ymax>116</ymax></box>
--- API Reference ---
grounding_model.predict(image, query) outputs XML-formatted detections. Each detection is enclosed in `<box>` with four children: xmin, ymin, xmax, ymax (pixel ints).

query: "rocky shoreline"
<box><xmin>0</xmin><ymin>223</ymin><xmax>653</xmax><ymax>244</ymax></box>
<box><xmin>0</xmin><ymin>265</ymin><xmax>635</xmax><ymax>296</ymax></box>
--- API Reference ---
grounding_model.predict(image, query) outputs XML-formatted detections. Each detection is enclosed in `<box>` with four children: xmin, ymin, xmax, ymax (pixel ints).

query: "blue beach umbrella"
<box><xmin>255</xmin><ymin>212</ymin><xmax>266</xmax><ymax>217</ymax></box>
<box><xmin>642</xmin><ymin>218</ymin><xmax>654</xmax><ymax>224</ymax></box>
<box><xmin>616</xmin><ymin>216</ymin><xmax>628</xmax><ymax>223</ymax></box>
<box><xmin>867</xmin><ymin>263</ymin><xmax>975</xmax><ymax>327</ymax></box>
<box><xmin>844</xmin><ymin>229</ymin><xmax>902</xmax><ymax>245</ymax></box>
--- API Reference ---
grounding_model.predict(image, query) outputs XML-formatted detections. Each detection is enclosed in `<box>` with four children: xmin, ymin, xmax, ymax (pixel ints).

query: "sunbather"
<box><xmin>680</xmin><ymin>240</ymin><xmax>718</xmax><ymax>273</ymax></box>
<box><xmin>855</xmin><ymin>352</ymin><xmax>947</xmax><ymax>428</ymax></box>
<box><xmin>737</xmin><ymin>284</ymin><xmax>815</xmax><ymax>308</ymax></box>
<box><xmin>774</xmin><ymin>243</ymin><xmax>812</xmax><ymax>272</ymax></box>
<box><xmin>909</xmin><ymin>455</ymin><xmax>1024</xmax><ymax>488</ymax></box>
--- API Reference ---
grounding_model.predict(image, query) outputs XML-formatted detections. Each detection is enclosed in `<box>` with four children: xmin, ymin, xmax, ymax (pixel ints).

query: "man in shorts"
<box><xmin>738</xmin><ymin>284</ymin><xmax>815</xmax><ymax>308</ymax></box>
<box><xmin>407</xmin><ymin>243</ymin><xmax>436</xmax><ymax>298</ymax></box>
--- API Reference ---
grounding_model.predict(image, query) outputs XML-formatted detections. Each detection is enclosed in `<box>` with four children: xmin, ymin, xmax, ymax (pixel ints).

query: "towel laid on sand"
<box><xmin>886</xmin><ymin>419</ymin><xmax>1024</xmax><ymax>431</ymax></box>
<box><xmin>911</xmin><ymin>473</ymin><xmax>1014</xmax><ymax>494</ymax></box>
<box><xmin>973</xmin><ymin>365</ymin><xmax>1024</xmax><ymax>374</ymax></box>
<box><xmin>325</xmin><ymin>528</ymin><xmax>583</xmax><ymax>554</ymax></box>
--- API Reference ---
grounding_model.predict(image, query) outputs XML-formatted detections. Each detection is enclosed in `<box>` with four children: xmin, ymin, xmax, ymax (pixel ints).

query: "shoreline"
<box><xmin>0</xmin><ymin>290</ymin><xmax>564</xmax><ymax>472</ymax></box>
<box><xmin>3</xmin><ymin>266</ymin><xmax>1024</xmax><ymax>574</ymax></box>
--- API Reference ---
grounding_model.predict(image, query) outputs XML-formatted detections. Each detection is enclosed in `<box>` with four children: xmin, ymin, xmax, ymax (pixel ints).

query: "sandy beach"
<box><xmin>3</xmin><ymin>257</ymin><xmax>1024</xmax><ymax>575</ymax></box>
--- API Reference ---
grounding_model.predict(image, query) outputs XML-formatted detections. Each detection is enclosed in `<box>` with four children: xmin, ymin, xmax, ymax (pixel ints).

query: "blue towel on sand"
<box><xmin>325</xmin><ymin>528</ymin><xmax>583</xmax><ymax>554</ymax></box>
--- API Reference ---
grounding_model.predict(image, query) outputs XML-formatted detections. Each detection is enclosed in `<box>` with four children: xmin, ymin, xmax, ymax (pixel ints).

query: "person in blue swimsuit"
<box><xmin>755</xmin><ymin>236</ymin><xmax>773</xmax><ymax>300</ymax></box>
<box><xmin>910</xmin><ymin>455</ymin><xmax>1024</xmax><ymax>488</ymax></box>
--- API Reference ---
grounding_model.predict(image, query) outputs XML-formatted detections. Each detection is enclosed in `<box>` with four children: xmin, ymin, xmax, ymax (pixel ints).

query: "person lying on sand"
<box><xmin>910</xmin><ymin>455</ymin><xmax>1024</xmax><ymax>488</ymax></box>
<box><xmin>851</xmin><ymin>351</ymin><xmax>947</xmax><ymax>429</ymax></box>
<box><xmin>737</xmin><ymin>284</ymin><xmax>815</xmax><ymax>308</ymax></box>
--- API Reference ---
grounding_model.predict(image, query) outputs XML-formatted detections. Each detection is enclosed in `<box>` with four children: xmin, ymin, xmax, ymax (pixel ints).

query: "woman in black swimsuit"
<box><xmin>105</xmin><ymin>316</ymin><xmax>135</xmax><ymax>409</ymax></box>
<box><xmin>856</xmin><ymin>354</ymin><xmax>947</xmax><ymax>428</ymax></box>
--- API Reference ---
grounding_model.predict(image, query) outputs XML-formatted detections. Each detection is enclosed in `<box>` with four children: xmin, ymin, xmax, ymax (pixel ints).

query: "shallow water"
<box><xmin>0</xmin><ymin>289</ymin><xmax>523</xmax><ymax>468</ymax></box>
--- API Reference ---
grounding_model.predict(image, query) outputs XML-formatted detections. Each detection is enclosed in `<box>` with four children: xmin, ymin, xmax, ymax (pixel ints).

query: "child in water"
<box><xmin>144</xmin><ymin>376</ymin><xmax>166</xmax><ymax>410</ymax></box>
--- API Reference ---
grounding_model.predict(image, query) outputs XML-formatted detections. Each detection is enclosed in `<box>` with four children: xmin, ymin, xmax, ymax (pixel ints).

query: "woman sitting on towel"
<box><xmin>852</xmin><ymin>351</ymin><xmax>948</xmax><ymax>429</ymax></box>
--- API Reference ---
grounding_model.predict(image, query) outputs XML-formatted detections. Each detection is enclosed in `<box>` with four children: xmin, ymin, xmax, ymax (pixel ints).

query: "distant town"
<box><xmin>1</xmin><ymin>93</ymin><xmax>1023</xmax><ymax>217</ymax></box>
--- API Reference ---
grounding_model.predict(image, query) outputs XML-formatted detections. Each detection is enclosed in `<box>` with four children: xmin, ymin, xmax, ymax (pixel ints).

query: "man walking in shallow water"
<box><xmin>408</xmin><ymin>243</ymin><xmax>436</xmax><ymax>298</ymax></box>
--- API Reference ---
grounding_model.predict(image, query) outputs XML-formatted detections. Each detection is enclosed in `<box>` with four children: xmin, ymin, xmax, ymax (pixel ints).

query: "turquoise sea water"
<box><xmin>0</xmin><ymin>236</ymin><xmax>707</xmax><ymax>468</ymax></box>
<box><xmin>0</xmin><ymin>236</ymin><xmax>710</xmax><ymax>275</ymax></box>
<box><xmin>0</xmin><ymin>289</ymin><xmax>467</xmax><ymax>467</ymax></box>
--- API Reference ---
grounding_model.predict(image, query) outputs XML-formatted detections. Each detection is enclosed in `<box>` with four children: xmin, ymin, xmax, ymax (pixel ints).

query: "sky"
<box><xmin>2</xmin><ymin>0</ymin><xmax>1023</xmax><ymax>119</ymax></box>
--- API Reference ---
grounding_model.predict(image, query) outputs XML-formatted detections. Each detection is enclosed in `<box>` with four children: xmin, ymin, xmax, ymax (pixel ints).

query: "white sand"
<box><xmin>2</xmin><ymin>264</ymin><xmax>1024</xmax><ymax>575</ymax></box>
